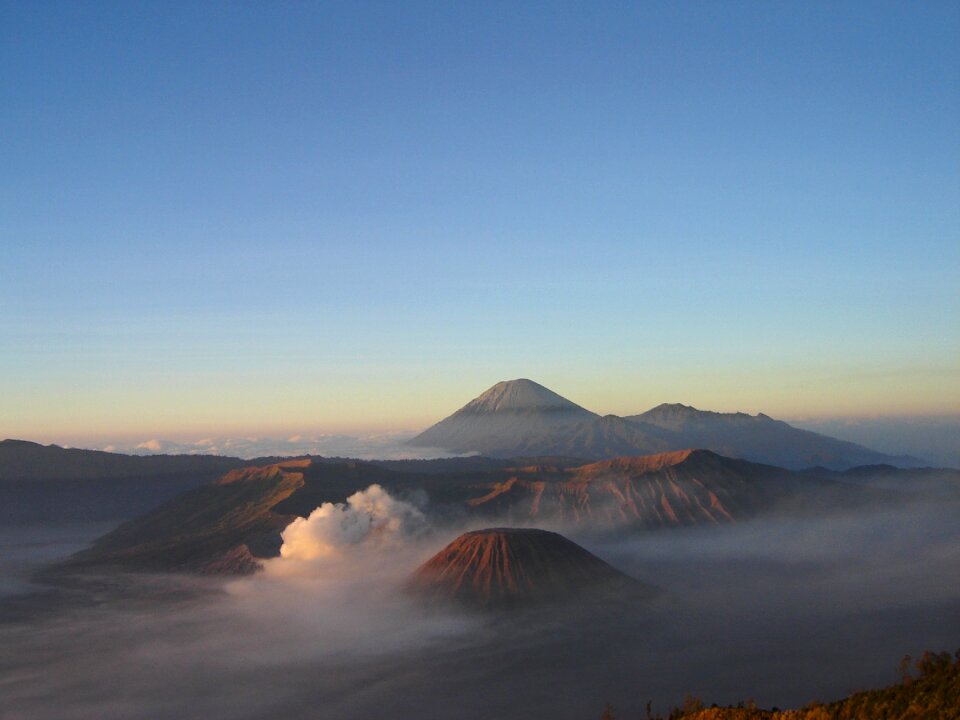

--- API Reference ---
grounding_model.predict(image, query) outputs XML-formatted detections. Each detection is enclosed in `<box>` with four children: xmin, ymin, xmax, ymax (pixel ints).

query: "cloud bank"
<box><xmin>91</xmin><ymin>433</ymin><xmax>462</xmax><ymax>460</ymax></box>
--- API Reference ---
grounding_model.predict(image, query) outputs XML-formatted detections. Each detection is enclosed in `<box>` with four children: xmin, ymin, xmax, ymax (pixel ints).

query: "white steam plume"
<box><xmin>278</xmin><ymin>484</ymin><xmax>428</xmax><ymax>560</ymax></box>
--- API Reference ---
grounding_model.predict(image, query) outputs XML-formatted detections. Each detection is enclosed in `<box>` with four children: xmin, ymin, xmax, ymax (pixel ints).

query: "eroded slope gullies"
<box><xmin>465</xmin><ymin>449</ymin><xmax>818</xmax><ymax>528</ymax></box>
<box><xmin>406</xmin><ymin>527</ymin><xmax>656</xmax><ymax>609</ymax></box>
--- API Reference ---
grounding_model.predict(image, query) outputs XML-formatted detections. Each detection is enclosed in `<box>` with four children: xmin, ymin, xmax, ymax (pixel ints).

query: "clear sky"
<box><xmin>2</xmin><ymin>1</ymin><xmax>958</xmax><ymax>442</ymax></box>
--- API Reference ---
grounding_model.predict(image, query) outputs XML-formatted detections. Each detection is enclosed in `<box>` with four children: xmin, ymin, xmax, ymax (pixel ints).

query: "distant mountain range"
<box><xmin>409</xmin><ymin>379</ymin><xmax>924</xmax><ymax>470</ymax></box>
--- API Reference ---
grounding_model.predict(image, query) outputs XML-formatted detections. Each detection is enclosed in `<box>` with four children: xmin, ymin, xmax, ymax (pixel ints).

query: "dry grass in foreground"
<box><xmin>600</xmin><ymin>648</ymin><xmax>960</xmax><ymax>720</ymax></box>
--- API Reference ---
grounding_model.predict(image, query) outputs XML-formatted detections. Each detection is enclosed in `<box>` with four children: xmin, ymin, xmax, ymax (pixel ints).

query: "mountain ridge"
<box><xmin>0</xmin><ymin>439</ymin><xmax>254</xmax><ymax>523</ymax></box>
<box><xmin>0</xmin><ymin>438</ymin><xmax>247</xmax><ymax>481</ymax></box>
<box><xmin>409</xmin><ymin>380</ymin><xmax>924</xmax><ymax>470</ymax></box>
<box><xmin>50</xmin><ymin>449</ymin><xmax>938</xmax><ymax>576</ymax></box>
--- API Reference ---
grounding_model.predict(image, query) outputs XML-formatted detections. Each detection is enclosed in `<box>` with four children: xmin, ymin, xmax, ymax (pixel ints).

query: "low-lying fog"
<box><xmin>89</xmin><ymin>433</ymin><xmax>457</xmax><ymax>461</ymax></box>
<box><xmin>2</xmin><ymin>491</ymin><xmax>959</xmax><ymax>720</ymax></box>
<box><xmin>0</xmin><ymin>522</ymin><xmax>119</xmax><ymax>599</ymax></box>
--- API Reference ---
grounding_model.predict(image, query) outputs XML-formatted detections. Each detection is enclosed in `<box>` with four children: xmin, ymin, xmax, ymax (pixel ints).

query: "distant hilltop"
<box><xmin>408</xmin><ymin>379</ymin><xmax>924</xmax><ymax>470</ymax></box>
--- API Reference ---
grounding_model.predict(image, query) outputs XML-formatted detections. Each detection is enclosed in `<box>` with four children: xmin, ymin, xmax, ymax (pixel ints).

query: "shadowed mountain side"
<box><xmin>0</xmin><ymin>439</ymin><xmax>253</xmax><ymax>522</ymax></box>
<box><xmin>0</xmin><ymin>439</ymin><xmax>248</xmax><ymax>481</ymax></box>
<box><xmin>801</xmin><ymin>463</ymin><xmax>960</xmax><ymax>502</ymax></box>
<box><xmin>533</xmin><ymin>414</ymin><xmax>675</xmax><ymax>458</ymax></box>
<box><xmin>406</xmin><ymin>528</ymin><xmax>657</xmax><ymax>609</ymax></box>
<box><xmin>0</xmin><ymin>443</ymin><xmax>575</xmax><ymax>525</ymax></box>
<box><xmin>629</xmin><ymin>404</ymin><xmax>924</xmax><ymax>470</ymax></box>
<box><xmin>408</xmin><ymin>381</ymin><xmax>925</xmax><ymax>469</ymax></box>
<box><xmin>368</xmin><ymin>455</ymin><xmax>589</xmax><ymax>474</ymax></box>
<box><xmin>56</xmin><ymin>461</ymin><xmax>310</xmax><ymax>574</ymax></box>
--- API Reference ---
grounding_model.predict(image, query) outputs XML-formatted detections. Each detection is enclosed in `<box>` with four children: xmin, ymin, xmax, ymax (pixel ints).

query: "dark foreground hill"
<box><xmin>406</xmin><ymin>527</ymin><xmax>656</xmax><ymax>609</ymax></box>
<box><xmin>408</xmin><ymin>379</ymin><xmax>923</xmax><ymax>470</ymax></box>
<box><xmin>649</xmin><ymin>648</ymin><xmax>960</xmax><ymax>720</ymax></box>
<box><xmin>48</xmin><ymin>450</ymin><xmax>938</xmax><ymax>576</ymax></box>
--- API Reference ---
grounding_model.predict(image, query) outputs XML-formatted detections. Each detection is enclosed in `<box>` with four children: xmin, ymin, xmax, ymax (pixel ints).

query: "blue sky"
<box><xmin>1</xmin><ymin>1</ymin><xmax>958</xmax><ymax>440</ymax></box>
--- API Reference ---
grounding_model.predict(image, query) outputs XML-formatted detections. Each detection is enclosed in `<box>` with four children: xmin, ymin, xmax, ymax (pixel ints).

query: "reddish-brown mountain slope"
<box><xmin>55</xmin><ymin>458</ymin><xmax>438</xmax><ymax>573</ymax></box>
<box><xmin>54</xmin><ymin>451</ymin><xmax>890</xmax><ymax>576</ymax></box>
<box><xmin>407</xmin><ymin>528</ymin><xmax>656</xmax><ymax>609</ymax></box>
<box><xmin>466</xmin><ymin>449</ymin><xmax>816</xmax><ymax>528</ymax></box>
<box><xmin>62</xmin><ymin>460</ymin><xmax>310</xmax><ymax>572</ymax></box>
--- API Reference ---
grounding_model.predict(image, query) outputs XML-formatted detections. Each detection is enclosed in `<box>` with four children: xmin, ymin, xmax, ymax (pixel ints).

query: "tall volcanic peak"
<box><xmin>408</xmin><ymin>380</ymin><xmax>597</xmax><ymax>455</ymax></box>
<box><xmin>457</xmin><ymin>379</ymin><xmax>595</xmax><ymax>416</ymax></box>
<box><xmin>407</xmin><ymin>527</ymin><xmax>655</xmax><ymax>609</ymax></box>
<box><xmin>408</xmin><ymin>379</ymin><xmax>923</xmax><ymax>469</ymax></box>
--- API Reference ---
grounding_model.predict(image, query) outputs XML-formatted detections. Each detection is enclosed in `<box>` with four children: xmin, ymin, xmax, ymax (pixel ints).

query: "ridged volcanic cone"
<box><xmin>407</xmin><ymin>527</ymin><xmax>655</xmax><ymax>609</ymax></box>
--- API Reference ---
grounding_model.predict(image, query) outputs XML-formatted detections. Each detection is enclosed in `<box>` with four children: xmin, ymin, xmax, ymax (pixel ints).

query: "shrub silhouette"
<box><xmin>614</xmin><ymin>648</ymin><xmax>959</xmax><ymax>720</ymax></box>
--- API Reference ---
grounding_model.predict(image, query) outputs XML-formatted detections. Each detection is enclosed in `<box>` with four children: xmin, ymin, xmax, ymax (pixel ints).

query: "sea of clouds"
<box><xmin>3</xmin><ymin>483</ymin><xmax>959</xmax><ymax>720</ymax></box>
<box><xmin>97</xmin><ymin>432</ymin><xmax>462</xmax><ymax>460</ymax></box>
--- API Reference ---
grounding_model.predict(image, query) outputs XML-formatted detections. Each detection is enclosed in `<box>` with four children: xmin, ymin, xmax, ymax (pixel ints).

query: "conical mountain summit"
<box><xmin>409</xmin><ymin>379</ymin><xmax>596</xmax><ymax>456</ymax></box>
<box><xmin>458</xmin><ymin>379</ymin><xmax>595</xmax><ymax>416</ymax></box>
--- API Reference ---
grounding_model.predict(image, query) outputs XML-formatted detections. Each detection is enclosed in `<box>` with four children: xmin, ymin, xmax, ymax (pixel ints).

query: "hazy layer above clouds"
<box><xmin>82</xmin><ymin>415</ymin><xmax>960</xmax><ymax>468</ymax></box>
<box><xmin>2</xmin><ymin>485</ymin><xmax>959</xmax><ymax>720</ymax></box>
<box><xmin>95</xmin><ymin>433</ymin><xmax>461</xmax><ymax>460</ymax></box>
<box><xmin>0</xmin><ymin>522</ymin><xmax>118</xmax><ymax>599</ymax></box>
<box><xmin>791</xmin><ymin>415</ymin><xmax>960</xmax><ymax>468</ymax></box>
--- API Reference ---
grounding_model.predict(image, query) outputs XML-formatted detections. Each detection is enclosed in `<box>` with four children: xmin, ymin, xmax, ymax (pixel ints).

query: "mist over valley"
<box><xmin>3</xmin><ymin>380</ymin><xmax>959</xmax><ymax>719</ymax></box>
<box><xmin>3</xmin><ymin>477</ymin><xmax>957</xmax><ymax>719</ymax></box>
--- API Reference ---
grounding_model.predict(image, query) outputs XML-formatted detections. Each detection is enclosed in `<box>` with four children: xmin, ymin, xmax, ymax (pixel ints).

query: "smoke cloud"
<box><xmin>278</xmin><ymin>484</ymin><xmax>429</xmax><ymax>561</ymax></box>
